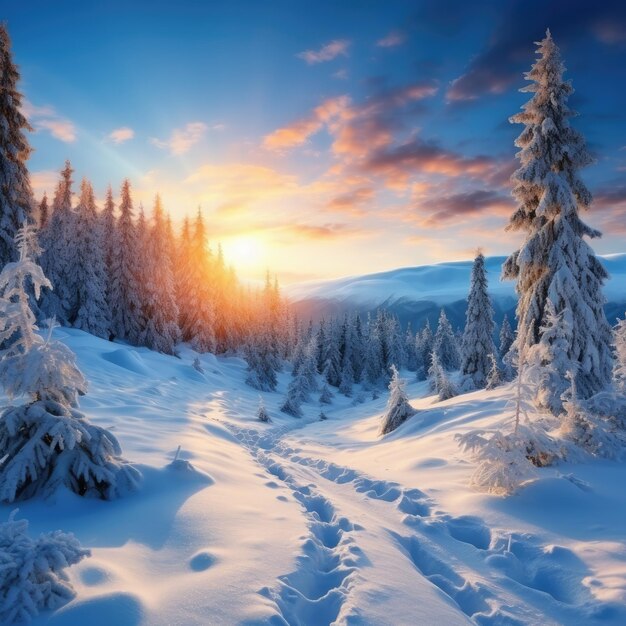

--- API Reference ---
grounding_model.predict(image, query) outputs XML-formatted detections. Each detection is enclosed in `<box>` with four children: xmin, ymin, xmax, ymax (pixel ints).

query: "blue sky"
<box><xmin>6</xmin><ymin>0</ymin><xmax>626</xmax><ymax>281</ymax></box>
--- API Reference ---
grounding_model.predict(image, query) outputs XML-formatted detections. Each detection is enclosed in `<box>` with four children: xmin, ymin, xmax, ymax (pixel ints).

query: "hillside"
<box><xmin>5</xmin><ymin>328</ymin><xmax>622</xmax><ymax>626</ymax></box>
<box><xmin>288</xmin><ymin>254</ymin><xmax>626</xmax><ymax>329</ymax></box>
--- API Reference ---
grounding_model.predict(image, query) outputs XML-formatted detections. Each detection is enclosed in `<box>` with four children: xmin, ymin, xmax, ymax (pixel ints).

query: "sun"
<box><xmin>223</xmin><ymin>234</ymin><xmax>264</xmax><ymax>271</ymax></box>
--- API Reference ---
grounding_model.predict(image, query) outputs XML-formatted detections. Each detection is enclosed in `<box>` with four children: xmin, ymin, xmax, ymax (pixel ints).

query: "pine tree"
<box><xmin>256</xmin><ymin>398</ymin><xmax>270</xmax><ymax>423</ymax></box>
<box><xmin>187</xmin><ymin>209</ymin><xmax>216</xmax><ymax>353</ymax></box>
<box><xmin>502</xmin><ymin>30</ymin><xmax>612</xmax><ymax>403</ymax></box>
<box><xmin>139</xmin><ymin>196</ymin><xmax>180</xmax><ymax>354</ymax></box>
<box><xmin>614</xmin><ymin>316</ymin><xmax>626</xmax><ymax>392</ymax></box>
<box><xmin>527</xmin><ymin>298</ymin><xmax>573</xmax><ymax>414</ymax></box>
<box><xmin>109</xmin><ymin>180</ymin><xmax>143</xmax><ymax>343</ymax></box>
<box><xmin>486</xmin><ymin>352</ymin><xmax>503</xmax><ymax>390</ymax></box>
<box><xmin>434</xmin><ymin>309</ymin><xmax>460</xmax><ymax>370</ymax></box>
<box><xmin>73</xmin><ymin>179</ymin><xmax>110</xmax><ymax>338</ymax></box>
<box><xmin>39</xmin><ymin>162</ymin><xmax>77</xmax><ymax>324</ymax></box>
<box><xmin>380</xmin><ymin>365</ymin><xmax>416</xmax><ymax>435</ymax></box>
<box><xmin>0</xmin><ymin>226</ymin><xmax>140</xmax><ymax>502</ymax></box>
<box><xmin>461</xmin><ymin>252</ymin><xmax>496</xmax><ymax>388</ymax></box>
<box><xmin>0</xmin><ymin>24</ymin><xmax>33</xmax><ymax>269</ymax></box>
<box><xmin>38</xmin><ymin>193</ymin><xmax>49</xmax><ymax>229</ymax></box>
<box><xmin>428</xmin><ymin>351</ymin><xmax>458</xmax><ymax>401</ymax></box>
<box><xmin>319</xmin><ymin>382</ymin><xmax>333</xmax><ymax>405</ymax></box>
<box><xmin>100</xmin><ymin>185</ymin><xmax>116</xmax><ymax>336</ymax></box>
<box><xmin>499</xmin><ymin>314</ymin><xmax>515</xmax><ymax>360</ymax></box>
<box><xmin>404</xmin><ymin>324</ymin><xmax>417</xmax><ymax>371</ymax></box>
<box><xmin>245</xmin><ymin>327</ymin><xmax>279</xmax><ymax>392</ymax></box>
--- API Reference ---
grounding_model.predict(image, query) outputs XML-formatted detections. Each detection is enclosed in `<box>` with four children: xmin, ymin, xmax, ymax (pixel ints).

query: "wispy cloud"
<box><xmin>376</xmin><ymin>31</ymin><xmax>405</xmax><ymax>48</ymax></box>
<box><xmin>151</xmin><ymin>122</ymin><xmax>208</xmax><ymax>155</ymax></box>
<box><xmin>297</xmin><ymin>39</ymin><xmax>350</xmax><ymax>64</ymax></box>
<box><xmin>108</xmin><ymin>126</ymin><xmax>135</xmax><ymax>144</ymax></box>
<box><xmin>22</xmin><ymin>100</ymin><xmax>76</xmax><ymax>143</ymax></box>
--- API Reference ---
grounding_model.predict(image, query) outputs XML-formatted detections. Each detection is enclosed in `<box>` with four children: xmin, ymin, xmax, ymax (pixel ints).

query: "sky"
<box><xmin>5</xmin><ymin>0</ymin><xmax>626</xmax><ymax>283</ymax></box>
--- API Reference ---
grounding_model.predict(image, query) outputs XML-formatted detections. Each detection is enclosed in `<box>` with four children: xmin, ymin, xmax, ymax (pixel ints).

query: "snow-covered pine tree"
<box><xmin>315</xmin><ymin>318</ymin><xmax>328</xmax><ymax>374</ymax></box>
<box><xmin>323</xmin><ymin>321</ymin><xmax>342</xmax><ymax>388</ymax></box>
<box><xmin>0</xmin><ymin>226</ymin><xmax>140</xmax><ymax>502</ymax></box>
<box><xmin>0</xmin><ymin>510</ymin><xmax>90</xmax><ymax>624</ymax></box>
<box><xmin>139</xmin><ymin>195</ymin><xmax>181</xmax><ymax>354</ymax></box>
<box><xmin>380</xmin><ymin>365</ymin><xmax>416</xmax><ymax>435</ymax></box>
<box><xmin>256</xmin><ymin>398</ymin><xmax>270</xmax><ymax>423</ymax></box>
<box><xmin>499</xmin><ymin>314</ymin><xmax>515</xmax><ymax>360</ymax></box>
<box><xmin>434</xmin><ymin>309</ymin><xmax>460</xmax><ymax>371</ymax></box>
<box><xmin>428</xmin><ymin>351</ymin><xmax>458</xmax><ymax>401</ymax></box>
<box><xmin>39</xmin><ymin>162</ymin><xmax>78</xmax><ymax>324</ymax></box>
<box><xmin>73</xmin><ymin>179</ymin><xmax>110</xmax><ymax>338</ymax></box>
<box><xmin>109</xmin><ymin>179</ymin><xmax>143</xmax><ymax>344</ymax></box>
<box><xmin>486</xmin><ymin>352</ymin><xmax>503</xmax><ymax>390</ymax></box>
<box><xmin>38</xmin><ymin>193</ymin><xmax>49</xmax><ymax>229</ymax></box>
<box><xmin>319</xmin><ymin>382</ymin><xmax>333</xmax><ymax>405</ymax></box>
<box><xmin>527</xmin><ymin>298</ymin><xmax>573</xmax><ymax>415</ymax></box>
<box><xmin>614</xmin><ymin>316</ymin><xmax>626</xmax><ymax>392</ymax></box>
<box><xmin>461</xmin><ymin>252</ymin><xmax>496</xmax><ymax>388</ymax></box>
<box><xmin>100</xmin><ymin>185</ymin><xmax>116</xmax><ymax>336</ymax></box>
<box><xmin>245</xmin><ymin>325</ymin><xmax>279</xmax><ymax>392</ymax></box>
<box><xmin>188</xmin><ymin>209</ymin><xmax>216</xmax><ymax>353</ymax></box>
<box><xmin>404</xmin><ymin>323</ymin><xmax>417</xmax><ymax>371</ymax></box>
<box><xmin>0</xmin><ymin>24</ymin><xmax>34</xmax><ymax>269</ymax></box>
<box><xmin>502</xmin><ymin>30</ymin><xmax>612</xmax><ymax>404</ymax></box>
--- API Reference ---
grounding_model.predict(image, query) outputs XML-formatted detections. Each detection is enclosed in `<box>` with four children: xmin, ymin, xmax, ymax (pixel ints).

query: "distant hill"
<box><xmin>287</xmin><ymin>254</ymin><xmax>626</xmax><ymax>331</ymax></box>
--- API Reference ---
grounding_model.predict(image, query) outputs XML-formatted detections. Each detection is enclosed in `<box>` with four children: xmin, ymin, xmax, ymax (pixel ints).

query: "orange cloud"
<box><xmin>22</xmin><ymin>100</ymin><xmax>76</xmax><ymax>143</ymax></box>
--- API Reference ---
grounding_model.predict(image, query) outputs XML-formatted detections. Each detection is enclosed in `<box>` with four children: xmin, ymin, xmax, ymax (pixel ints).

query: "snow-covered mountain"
<box><xmin>288</xmin><ymin>253</ymin><xmax>626</xmax><ymax>328</ymax></box>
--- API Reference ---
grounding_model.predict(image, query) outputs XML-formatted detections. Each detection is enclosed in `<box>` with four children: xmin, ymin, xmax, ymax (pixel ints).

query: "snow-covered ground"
<box><xmin>9</xmin><ymin>328</ymin><xmax>626</xmax><ymax>626</ymax></box>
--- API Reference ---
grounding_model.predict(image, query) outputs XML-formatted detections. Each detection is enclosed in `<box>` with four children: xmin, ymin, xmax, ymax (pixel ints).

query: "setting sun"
<box><xmin>222</xmin><ymin>234</ymin><xmax>265</xmax><ymax>271</ymax></box>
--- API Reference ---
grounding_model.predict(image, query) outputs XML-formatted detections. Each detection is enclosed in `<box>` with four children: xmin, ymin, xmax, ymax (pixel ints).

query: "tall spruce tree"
<box><xmin>499</xmin><ymin>315</ymin><xmax>515</xmax><ymax>360</ymax></box>
<box><xmin>109</xmin><ymin>180</ymin><xmax>143</xmax><ymax>343</ymax></box>
<box><xmin>461</xmin><ymin>252</ymin><xmax>496</xmax><ymax>388</ymax></box>
<box><xmin>0</xmin><ymin>24</ymin><xmax>33</xmax><ymax>268</ymax></box>
<box><xmin>502</xmin><ymin>30</ymin><xmax>612</xmax><ymax>405</ymax></box>
<box><xmin>140</xmin><ymin>195</ymin><xmax>181</xmax><ymax>354</ymax></box>
<box><xmin>434</xmin><ymin>309</ymin><xmax>460</xmax><ymax>371</ymax></box>
<box><xmin>39</xmin><ymin>161</ymin><xmax>77</xmax><ymax>324</ymax></box>
<box><xmin>38</xmin><ymin>193</ymin><xmax>49</xmax><ymax>229</ymax></box>
<box><xmin>73</xmin><ymin>179</ymin><xmax>110</xmax><ymax>337</ymax></box>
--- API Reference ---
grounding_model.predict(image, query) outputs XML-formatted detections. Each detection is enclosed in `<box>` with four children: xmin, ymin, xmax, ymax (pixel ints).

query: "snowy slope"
<box><xmin>4</xmin><ymin>328</ymin><xmax>624</xmax><ymax>625</ymax></box>
<box><xmin>288</xmin><ymin>254</ymin><xmax>626</xmax><ymax>327</ymax></box>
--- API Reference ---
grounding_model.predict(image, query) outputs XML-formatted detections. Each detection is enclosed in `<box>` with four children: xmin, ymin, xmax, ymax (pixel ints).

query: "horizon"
<box><xmin>5</xmin><ymin>0</ymin><xmax>626</xmax><ymax>284</ymax></box>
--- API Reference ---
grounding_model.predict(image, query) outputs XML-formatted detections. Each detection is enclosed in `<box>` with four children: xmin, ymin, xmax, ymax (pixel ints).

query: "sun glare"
<box><xmin>223</xmin><ymin>234</ymin><xmax>265</xmax><ymax>272</ymax></box>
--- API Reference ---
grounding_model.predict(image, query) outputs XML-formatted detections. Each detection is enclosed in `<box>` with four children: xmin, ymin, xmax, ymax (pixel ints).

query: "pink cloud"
<box><xmin>297</xmin><ymin>39</ymin><xmax>350</xmax><ymax>64</ymax></box>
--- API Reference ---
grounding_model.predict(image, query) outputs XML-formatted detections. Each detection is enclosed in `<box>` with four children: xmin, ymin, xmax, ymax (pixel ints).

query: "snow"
<box><xmin>287</xmin><ymin>254</ymin><xmax>626</xmax><ymax>309</ymax></box>
<box><xmin>5</xmin><ymin>327</ymin><xmax>624</xmax><ymax>625</ymax></box>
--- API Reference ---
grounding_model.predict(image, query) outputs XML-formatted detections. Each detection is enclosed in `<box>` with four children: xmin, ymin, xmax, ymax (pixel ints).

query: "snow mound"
<box><xmin>101</xmin><ymin>349</ymin><xmax>152</xmax><ymax>376</ymax></box>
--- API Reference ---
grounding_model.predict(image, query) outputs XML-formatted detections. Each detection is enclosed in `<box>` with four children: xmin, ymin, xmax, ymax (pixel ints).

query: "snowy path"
<box><xmin>227</xmin><ymin>421</ymin><xmax>623</xmax><ymax>626</ymax></box>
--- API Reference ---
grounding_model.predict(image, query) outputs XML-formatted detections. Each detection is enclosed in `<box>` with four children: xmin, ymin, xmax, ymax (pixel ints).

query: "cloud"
<box><xmin>326</xmin><ymin>186</ymin><xmax>375</xmax><ymax>215</ymax></box>
<box><xmin>22</xmin><ymin>100</ymin><xmax>76</xmax><ymax>142</ymax></box>
<box><xmin>264</xmin><ymin>80</ymin><xmax>437</xmax><ymax>154</ymax></box>
<box><xmin>280</xmin><ymin>223</ymin><xmax>358</xmax><ymax>240</ymax></box>
<box><xmin>297</xmin><ymin>39</ymin><xmax>350</xmax><ymax>64</ymax></box>
<box><xmin>151</xmin><ymin>122</ymin><xmax>208</xmax><ymax>155</ymax></box>
<box><xmin>447</xmin><ymin>0</ymin><xmax>626</xmax><ymax>102</ymax></box>
<box><xmin>263</xmin><ymin>96</ymin><xmax>351</xmax><ymax>150</ymax></box>
<box><xmin>362</xmin><ymin>137</ymin><xmax>498</xmax><ymax>188</ymax></box>
<box><xmin>376</xmin><ymin>31</ymin><xmax>405</xmax><ymax>48</ymax></box>
<box><xmin>108</xmin><ymin>126</ymin><xmax>135</xmax><ymax>144</ymax></box>
<box><xmin>415</xmin><ymin>189</ymin><xmax>514</xmax><ymax>226</ymax></box>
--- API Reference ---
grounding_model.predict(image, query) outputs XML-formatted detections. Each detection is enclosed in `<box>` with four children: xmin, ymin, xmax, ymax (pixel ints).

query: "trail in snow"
<box><xmin>226</xmin><ymin>422</ymin><xmax>625</xmax><ymax>626</ymax></box>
